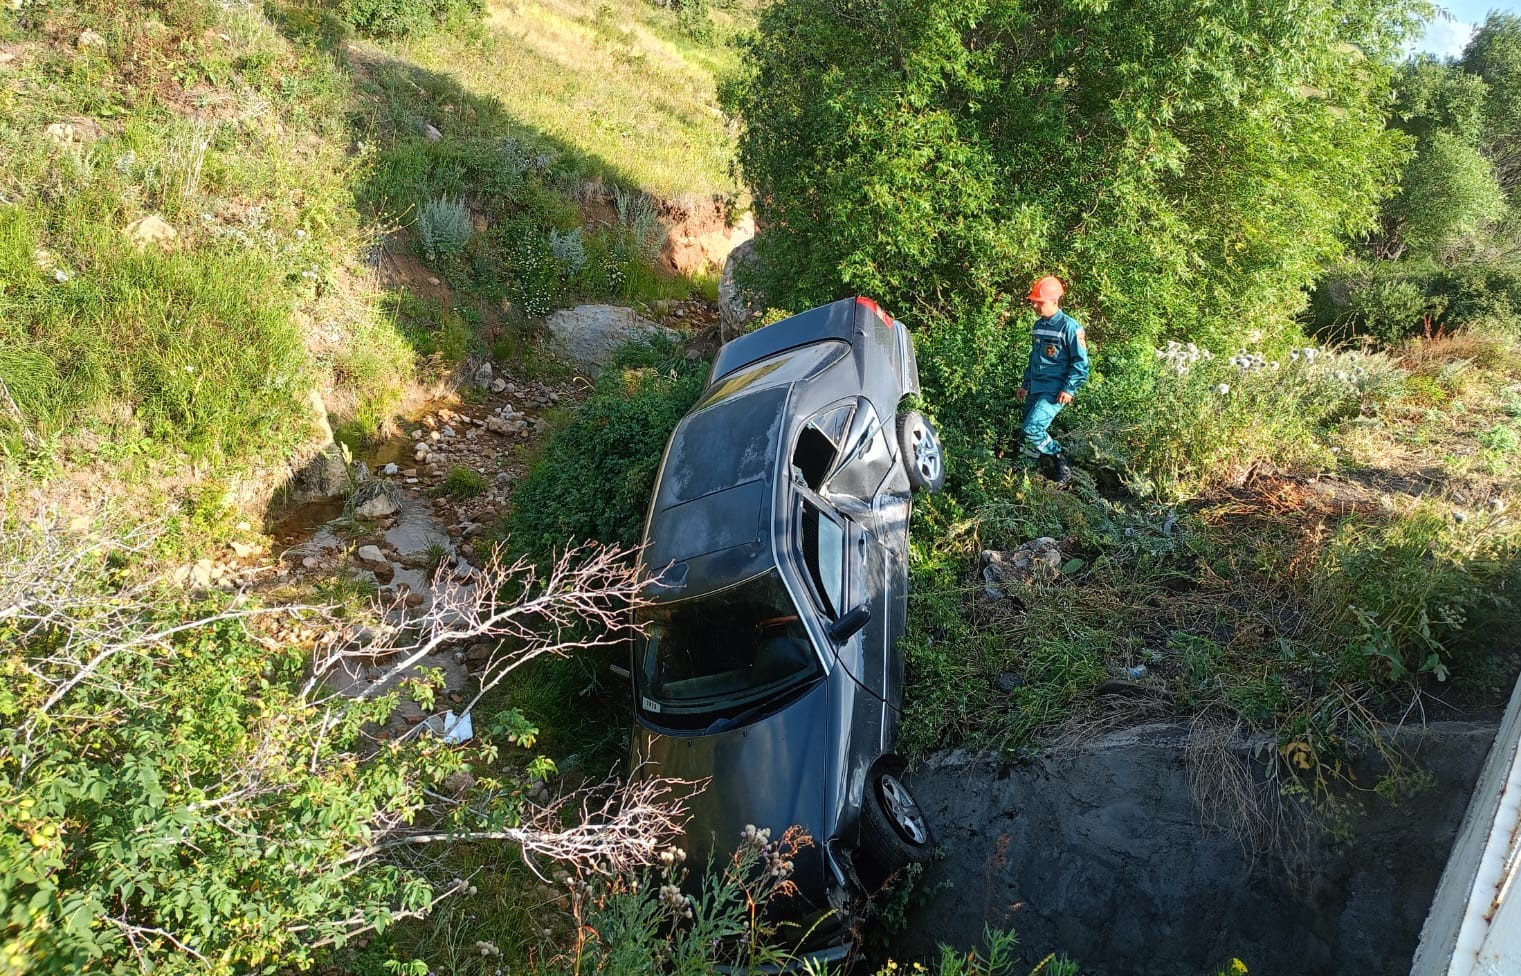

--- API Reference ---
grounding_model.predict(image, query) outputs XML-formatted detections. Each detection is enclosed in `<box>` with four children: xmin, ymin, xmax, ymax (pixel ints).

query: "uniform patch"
<box><xmin>1044</xmin><ymin>344</ymin><xmax>1058</xmax><ymax>357</ymax></box>
<box><xmin>1076</xmin><ymin>329</ymin><xmax>1087</xmax><ymax>350</ymax></box>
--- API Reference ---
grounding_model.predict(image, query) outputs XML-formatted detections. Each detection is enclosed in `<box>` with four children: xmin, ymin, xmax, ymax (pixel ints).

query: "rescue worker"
<box><xmin>1015</xmin><ymin>275</ymin><xmax>1090</xmax><ymax>484</ymax></box>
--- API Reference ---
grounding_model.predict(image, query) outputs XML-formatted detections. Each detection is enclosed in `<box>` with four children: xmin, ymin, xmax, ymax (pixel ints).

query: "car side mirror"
<box><xmin>827</xmin><ymin>606</ymin><xmax>870</xmax><ymax>643</ymax></box>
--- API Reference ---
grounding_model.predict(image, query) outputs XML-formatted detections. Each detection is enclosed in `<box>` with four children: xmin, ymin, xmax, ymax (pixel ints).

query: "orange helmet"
<box><xmin>1027</xmin><ymin>276</ymin><xmax>1065</xmax><ymax>303</ymax></box>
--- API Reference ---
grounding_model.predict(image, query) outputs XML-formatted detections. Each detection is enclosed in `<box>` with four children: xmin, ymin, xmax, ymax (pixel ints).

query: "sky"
<box><xmin>1418</xmin><ymin>1</ymin><xmax>1521</xmax><ymax>57</ymax></box>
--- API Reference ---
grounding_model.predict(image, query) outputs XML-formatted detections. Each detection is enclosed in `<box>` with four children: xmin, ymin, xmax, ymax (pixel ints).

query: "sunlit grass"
<box><xmin>385</xmin><ymin>0</ymin><xmax>754</xmax><ymax>199</ymax></box>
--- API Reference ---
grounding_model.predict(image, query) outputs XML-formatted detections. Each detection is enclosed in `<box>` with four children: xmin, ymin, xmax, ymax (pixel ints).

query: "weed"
<box><xmin>435</xmin><ymin>464</ymin><xmax>488</xmax><ymax>498</ymax></box>
<box><xmin>547</xmin><ymin>226</ymin><xmax>587</xmax><ymax>274</ymax></box>
<box><xmin>417</xmin><ymin>195</ymin><xmax>473</xmax><ymax>263</ymax></box>
<box><xmin>338</xmin><ymin>0</ymin><xmax>484</xmax><ymax>38</ymax></box>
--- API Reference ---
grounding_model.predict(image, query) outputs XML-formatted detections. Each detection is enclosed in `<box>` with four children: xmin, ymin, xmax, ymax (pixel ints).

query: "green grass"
<box><xmin>383</xmin><ymin>0</ymin><xmax>755</xmax><ymax>200</ymax></box>
<box><xmin>0</xmin><ymin>0</ymin><xmax>416</xmax><ymax>465</ymax></box>
<box><xmin>899</xmin><ymin>326</ymin><xmax>1521</xmax><ymax>788</ymax></box>
<box><xmin>434</xmin><ymin>464</ymin><xmax>488</xmax><ymax>498</ymax></box>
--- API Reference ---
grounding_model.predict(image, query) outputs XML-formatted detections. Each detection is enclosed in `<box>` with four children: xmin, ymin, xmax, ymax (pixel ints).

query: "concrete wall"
<box><xmin>900</xmin><ymin>722</ymin><xmax>1495</xmax><ymax>976</ymax></box>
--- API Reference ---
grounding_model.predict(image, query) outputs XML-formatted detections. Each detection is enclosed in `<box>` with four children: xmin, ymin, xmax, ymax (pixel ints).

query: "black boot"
<box><xmin>1050</xmin><ymin>454</ymin><xmax>1072</xmax><ymax>485</ymax></box>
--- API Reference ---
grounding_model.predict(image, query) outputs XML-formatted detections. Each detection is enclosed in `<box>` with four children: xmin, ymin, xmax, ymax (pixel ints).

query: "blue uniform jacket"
<box><xmin>1021</xmin><ymin>310</ymin><xmax>1091</xmax><ymax>395</ymax></box>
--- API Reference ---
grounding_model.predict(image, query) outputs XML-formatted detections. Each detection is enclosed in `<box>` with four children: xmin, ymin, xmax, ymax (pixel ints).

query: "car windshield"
<box><xmin>636</xmin><ymin>570</ymin><xmax>822</xmax><ymax>716</ymax></box>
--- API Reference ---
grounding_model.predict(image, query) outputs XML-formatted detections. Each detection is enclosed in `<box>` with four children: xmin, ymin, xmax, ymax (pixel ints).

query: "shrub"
<box><xmin>723</xmin><ymin>0</ymin><xmax>1407</xmax><ymax>350</ymax></box>
<box><xmin>613</xmin><ymin>187</ymin><xmax>665</xmax><ymax>264</ymax></box>
<box><xmin>337</xmin><ymin>0</ymin><xmax>483</xmax><ymax>38</ymax></box>
<box><xmin>506</xmin><ymin>340</ymin><xmax>706</xmax><ymax>563</ymax></box>
<box><xmin>0</xmin><ymin>518</ymin><xmax>663</xmax><ymax>974</ymax></box>
<box><xmin>416</xmin><ymin>195</ymin><xmax>473</xmax><ymax>264</ymax></box>
<box><xmin>547</xmin><ymin>226</ymin><xmax>587</xmax><ymax>275</ymax></box>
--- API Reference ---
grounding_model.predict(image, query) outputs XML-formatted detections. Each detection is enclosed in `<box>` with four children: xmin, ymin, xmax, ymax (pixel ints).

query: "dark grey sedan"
<box><xmin>627</xmin><ymin>296</ymin><xmax>944</xmax><ymax>956</ymax></box>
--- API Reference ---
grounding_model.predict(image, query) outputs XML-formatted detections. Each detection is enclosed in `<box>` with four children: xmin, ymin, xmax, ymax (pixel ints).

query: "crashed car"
<box><xmin>626</xmin><ymin>296</ymin><xmax>944</xmax><ymax>957</ymax></box>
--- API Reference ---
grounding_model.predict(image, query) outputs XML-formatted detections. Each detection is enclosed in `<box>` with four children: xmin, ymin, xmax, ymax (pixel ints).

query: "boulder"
<box><xmin>44</xmin><ymin>117</ymin><xmax>103</xmax><ymax>146</ymax></box>
<box><xmin>355</xmin><ymin>545</ymin><xmax>387</xmax><ymax>567</ymax></box>
<box><xmin>718</xmin><ymin>238</ymin><xmax>764</xmax><ymax>335</ymax></box>
<box><xmin>355</xmin><ymin>492</ymin><xmax>399</xmax><ymax>519</ymax></box>
<box><xmin>544</xmin><ymin>305</ymin><xmax>678</xmax><ymax>373</ymax></box>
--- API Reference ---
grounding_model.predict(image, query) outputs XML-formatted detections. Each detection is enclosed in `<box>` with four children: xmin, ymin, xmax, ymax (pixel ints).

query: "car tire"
<box><xmin>897</xmin><ymin>410</ymin><xmax>945</xmax><ymax>493</ymax></box>
<box><xmin>857</xmin><ymin>768</ymin><xmax>934</xmax><ymax>888</ymax></box>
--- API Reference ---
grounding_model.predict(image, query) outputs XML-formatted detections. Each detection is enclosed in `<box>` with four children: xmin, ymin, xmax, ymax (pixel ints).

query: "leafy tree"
<box><xmin>1386</xmin><ymin>129</ymin><xmax>1505</xmax><ymax>259</ymax></box>
<box><xmin>723</xmin><ymin>0</ymin><xmax>1424</xmax><ymax>354</ymax></box>
<box><xmin>1463</xmin><ymin>12</ymin><xmax>1521</xmax><ymax>196</ymax></box>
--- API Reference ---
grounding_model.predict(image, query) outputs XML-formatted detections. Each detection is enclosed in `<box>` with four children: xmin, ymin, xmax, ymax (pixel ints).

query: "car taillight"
<box><xmin>856</xmin><ymin>296</ymin><xmax>893</xmax><ymax>328</ymax></box>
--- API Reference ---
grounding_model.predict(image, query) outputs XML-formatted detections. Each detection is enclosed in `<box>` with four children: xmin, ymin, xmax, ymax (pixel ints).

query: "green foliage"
<box><xmin>1464</xmin><ymin>12</ymin><xmax>1521</xmax><ymax>194</ymax></box>
<box><xmin>0</xmin><ymin>207</ymin><xmax>312</xmax><ymax>461</ymax></box>
<box><xmin>1387</xmin><ymin>131</ymin><xmax>1504</xmax><ymax>259</ymax></box>
<box><xmin>336</xmin><ymin>0</ymin><xmax>483</xmax><ymax>38</ymax></box>
<box><xmin>506</xmin><ymin>341</ymin><xmax>706</xmax><ymax>562</ymax></box>
<box><xmin>434</xmin><ymin>464</ymin><xmax>488</xmax><ymax>499</ymax></box>
<box><xmin>539</xmin><ymin>826</ymin><xmax>820</xmax><ymax>975</ymax></box>
<box><xmin>1083</xmin><ymin>343</ymin><xmax>1404</xmax><ymax>499</ymax></box>
<box><xmin>416</xmin><ymin>196</ymin><xmax>474</xmax><ymax>263</ymax></box>
<box><xmin>723</xmin><ymin>0</ymin><xmax>1417</xmax><ymax>349</ymax></box>
<box><xmin>872</xmin><ymin>927</ymin><xmax>1081</xmax><ymax>976</ymax></box>
<box><xmin>0</xmin><ymin>522</ymin><xmax>466</xmax><ymax>973</ymax></box>
<box><xmin>1312</xmin><ymin>505</ymin><xmax>1521</xmax><ymax>683</ymax></box>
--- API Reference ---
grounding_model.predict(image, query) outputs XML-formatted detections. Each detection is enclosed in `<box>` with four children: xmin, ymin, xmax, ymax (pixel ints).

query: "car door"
<box><xmin>821</xmin><ymin>400</ymin><xmax>906</xmax><ymax>724</ymax></box>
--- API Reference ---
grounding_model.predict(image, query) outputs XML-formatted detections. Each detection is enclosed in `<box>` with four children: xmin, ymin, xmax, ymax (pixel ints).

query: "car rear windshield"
<box><xmin>636</xmin><ymin>570</ymin><xmax>822</xmax><ymax>717</ymax></box>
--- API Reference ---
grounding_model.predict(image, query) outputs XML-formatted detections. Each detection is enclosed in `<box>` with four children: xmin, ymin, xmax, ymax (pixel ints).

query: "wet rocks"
<box><xmin>353</xmin><ymin>486</ymin><xmax>400</xmax><ymax>519</ymax></box>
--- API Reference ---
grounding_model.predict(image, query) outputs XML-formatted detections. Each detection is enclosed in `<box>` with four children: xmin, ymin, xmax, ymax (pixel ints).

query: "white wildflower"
<box><xmin>1216</xmin><ymin>383</ymin><xmax>1230</xmax><ymax>395</ymax></box>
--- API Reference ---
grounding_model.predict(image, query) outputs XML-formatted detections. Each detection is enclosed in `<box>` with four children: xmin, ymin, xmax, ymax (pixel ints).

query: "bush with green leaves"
<box><xmin>506</xmin><ymin>340</ymin><xmax>706</xmax><ymax>563</ymax></box>
<box><xmin>1077</xmin><ymin>342</ymin><xmax>1405</xmax><ymax>499</ymax></box>
<box><xmin>337</xmin><ymin>0</ymin><xmax>483</xmax><ymax>38</ymax></box>
<box><xmin>547</xmin><ymin>226</ymin><xmax>587</xmax><ymax>275</ymax></box>
<box><xmin>0</xmin><ymin>516</ymin><xmax>665</xmax><ymax>974</ymax></box>
<box><xmin>416</xmin><ymin>195</ymin><xmax>473</xmax><ymax>264</ymax></box>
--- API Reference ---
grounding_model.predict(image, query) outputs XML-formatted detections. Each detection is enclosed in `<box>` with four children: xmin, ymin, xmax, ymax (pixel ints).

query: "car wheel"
<box><xmin>897</xmin><ymin>411</ymin><xmax>945</xmax><ymax>493</ymax></box>
<box><xmin>858</xmin><ymin>769</ymin><xmax>934</xmax><ymax>887</ymax></box>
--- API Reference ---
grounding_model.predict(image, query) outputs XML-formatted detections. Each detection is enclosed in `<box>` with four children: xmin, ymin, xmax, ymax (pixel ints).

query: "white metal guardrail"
<box><xmin>1411</xmin><ymin>674</ymin><xmax>1521</xmax><ymax>976</ymax></box>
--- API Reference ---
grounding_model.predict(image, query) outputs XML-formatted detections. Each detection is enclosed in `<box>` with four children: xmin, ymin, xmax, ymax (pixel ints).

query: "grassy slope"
<box><xmin>0</xmin><ymin>0</ymin><xmax>747</xmax><ymax>526</ymax></box>
<box><xmin>0</xmin><ymin>0</ymin><xmax>411</xmax><ymax>517</ymax></box>
<box><xmin>400</xmin><ymin>0</ymin><xmax>749</xmax><ymax>199</ymax></box>
<box><xmin>900</xmin><ymin>327</ymin><xmax>1521</xmax><ymax>809</ymax></box>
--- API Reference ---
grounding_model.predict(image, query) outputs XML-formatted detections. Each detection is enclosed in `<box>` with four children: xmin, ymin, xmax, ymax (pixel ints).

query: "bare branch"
<box><xmin>339</xmin><ymin>772</ymin><xmax>698</xmax><ymax>880</ymax></box>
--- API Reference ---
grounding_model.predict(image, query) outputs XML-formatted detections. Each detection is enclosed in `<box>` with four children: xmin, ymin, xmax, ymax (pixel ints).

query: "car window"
<box><xmin>790</xmin><ymin>403</ymin><xmax>854</xmax><ymax>491</ymax></box>
<box><xmin>636</xmin><ymin>570</ymin><xmax>821</xmax><ymax>716</ymax></box>
<box><xmin>800</xmin><ymin>499</ymin><xmax>845</xmax><ymax>619</ymax></box>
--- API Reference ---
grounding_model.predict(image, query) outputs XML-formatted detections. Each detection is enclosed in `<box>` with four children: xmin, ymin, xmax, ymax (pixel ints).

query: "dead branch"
<box><xmin>303</xmin><ymin>541</ymin><xmax>651</xmax><ymax>708</ymax></box>
<box><xmin>339</xmin><ymin>771</ymin><xmax>696</xmax><ymax>880</ymax></box>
